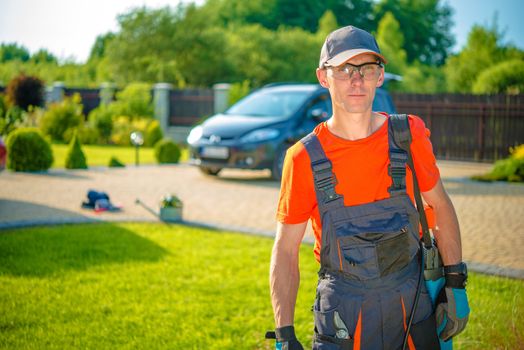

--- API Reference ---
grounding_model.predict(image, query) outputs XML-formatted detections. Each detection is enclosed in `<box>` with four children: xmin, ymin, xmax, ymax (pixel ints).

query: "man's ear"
<box><xmin>316</xmin><ymin>68</ymin><xmax>329</xmax><ymax>88</ymax></box>
<box><xmin>376</xmin><ymin>68</ymin><xmax>385</xmax><ymax>88</ymax></box>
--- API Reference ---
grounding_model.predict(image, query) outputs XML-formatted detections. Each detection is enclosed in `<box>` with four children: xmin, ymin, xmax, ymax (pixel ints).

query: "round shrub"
<box><xmin>65</xmin><ymin>130</ymin><xmax>87</xmax><ymax>169</ymax></box>
<box><xmin>6</xmin><ymin>74</ymin><xmax>45</xmax><ymax>111</ymax></box>
<box><xmin>154</xmin><ymin>138</ymin><xmax>181</xmax><ymax>164</ymax></box>
<box><xmin>145</xmin><ymin>119</ymin><xmax>163</xmax><ymax>147</ymax></box>
<box><xmin>6</xmin><ymin>127</ymin><xmax>53</xmax><ymax>171</ymax></box>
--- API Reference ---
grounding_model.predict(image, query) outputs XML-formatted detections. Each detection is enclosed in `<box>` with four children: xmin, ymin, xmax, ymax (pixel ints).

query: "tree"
<box><xmin>30</xmin><ymin>49</ymin><xmax>58</xmax><ymax>64</ymax></box>
<box><xmin>105</xmin><ymin>6</ymin><xmax>183</xmax><ymax>84</ymax></box>
<box><xmin>202</xmin><ymin>0</ymin><xmax>375</xmax><ymax>33</ymax></box>
<box><xmin>374</xmin><ymin>0</ymin><xmax>454</xmax><ymax>66</ymax></box>
<box><xmin>88</xmin><ymin>32</ymin><xmax>115</xmax><ymax>62</ymax></box>
<box><xmin>317</xmin><ymin>10</ymin><xmax>339</xmax><ymax>39</ymax></box>
<box><xmin>0</xmin><ymin>43</ymin><xmax>30</xmax><ymax>62</ymax></box>
<box><xmin>375</xmin><ymin>12</ymin><xmax>407</xmax><ymax>75</ymax></box>
<box><xmin>445</xmin><ymin>21</ymin><xmax>523</xmax><ymax>93</ymax></box>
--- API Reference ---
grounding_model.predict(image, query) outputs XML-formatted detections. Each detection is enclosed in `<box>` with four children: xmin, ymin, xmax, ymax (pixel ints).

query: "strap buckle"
<box><xmin>312</xmin><ymin>159</ymin><xmax>342</xmax><ymax>203</ymax></box>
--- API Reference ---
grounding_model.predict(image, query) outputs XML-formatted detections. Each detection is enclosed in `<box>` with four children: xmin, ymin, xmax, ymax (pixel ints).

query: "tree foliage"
<box><xmin>0</xmin><ymin>43</ymin><xmax>30</xmax><ymax>63</ymax></box>
<box><xmin>374</xmin><ymin>0</ymin><xmax>454</xmax><ymax>66</ymax></box>
<box><xmin>376</xmin><ymin>12</ymin><xmax>407</xmax><ymax>75</ymax></box>
<box><xmin>6</xmin><ymin>74</ymin><xmax>45</xmax><ymax>111</ymax></box>
<box><xmin>4</xmin><ymin>0</ymin><xmax>519</xmax><ymax>95</ymax></box>
<box><xmin>445</xmin><ymin>22</ymin><xmax>523</xmax><ymax>93</ymax></box>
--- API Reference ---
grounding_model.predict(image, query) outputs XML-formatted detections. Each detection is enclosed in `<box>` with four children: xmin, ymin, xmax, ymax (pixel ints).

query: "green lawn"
<box><xmin>51</xmin><ymin>144</ymin><xmax>189</xmax><ymax>169</ymax></box>
<box><xmin>0</xmin><ymin>223</ymin><xmax>522</xmax><ymax>349</ymax></box>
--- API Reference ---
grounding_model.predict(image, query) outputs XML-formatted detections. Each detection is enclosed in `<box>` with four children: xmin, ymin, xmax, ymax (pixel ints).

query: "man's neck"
<box><xmin>327</xmin><ymin>111</ymin><xmax>385</xmax><ymax>141</ymax></box>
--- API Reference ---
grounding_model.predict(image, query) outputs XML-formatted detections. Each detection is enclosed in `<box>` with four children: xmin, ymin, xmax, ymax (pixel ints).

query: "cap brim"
<box><xmin>322</xmin><ymin>49</ymin><xmax>387</xmax><ymax>67</ymax></box>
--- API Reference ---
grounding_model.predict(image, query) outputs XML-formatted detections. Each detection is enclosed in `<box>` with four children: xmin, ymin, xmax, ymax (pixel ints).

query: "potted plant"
<box><xmin>159</xmin><ymin>194</ymin><xmax>183</xmax><ymax>222</ymax></box>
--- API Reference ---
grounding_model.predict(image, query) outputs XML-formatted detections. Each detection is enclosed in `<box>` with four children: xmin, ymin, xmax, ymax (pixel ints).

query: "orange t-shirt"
<box><xmin>276</xmin><ymin>114</ymin><xmax>440</xmax><ymax>262</ymax></box>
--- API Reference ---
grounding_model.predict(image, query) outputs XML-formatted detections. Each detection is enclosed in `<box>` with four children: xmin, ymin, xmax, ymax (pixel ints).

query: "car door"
<box><xmin>295</xmin><ymin>93</ymin><xmax>332</xmax><ymax>139</ymax></box>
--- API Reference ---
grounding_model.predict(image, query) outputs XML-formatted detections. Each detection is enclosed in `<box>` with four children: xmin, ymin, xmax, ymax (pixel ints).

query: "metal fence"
<box><xmin>391</xmin><ymin>93</ymin><xmax>524</xmax><ymax>161</ymax></box>
<box><xmin>64</xmin><ymin>87</ymin><xmax>101</xmax><ymax>117</ymax></box>
<box><xmin>168</xmin><ymin>88</ymin><xmax>214</xmax><ymax>127</ymax></box>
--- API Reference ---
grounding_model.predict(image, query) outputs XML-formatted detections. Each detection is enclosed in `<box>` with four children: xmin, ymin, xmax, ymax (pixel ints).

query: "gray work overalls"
<box><xmin>302</xmin><ymin>119</ymin><xmax>440</xmax><ymax>350</ymax></box>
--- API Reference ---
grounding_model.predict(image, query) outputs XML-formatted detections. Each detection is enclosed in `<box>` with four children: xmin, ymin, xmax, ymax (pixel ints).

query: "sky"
<box><xmin>0</xmin><ymin>0</ymin><xmax>523</xmax><ymax>64</ymax></box>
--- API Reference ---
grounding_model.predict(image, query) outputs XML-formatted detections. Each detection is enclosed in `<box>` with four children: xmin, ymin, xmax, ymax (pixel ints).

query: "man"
<box><xmin>269</xmin><ymin>26</ymin><xmax>469</xmax><ymax>349</ymax></box>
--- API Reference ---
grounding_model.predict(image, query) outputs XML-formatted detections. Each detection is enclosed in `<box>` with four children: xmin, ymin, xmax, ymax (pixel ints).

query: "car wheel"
<box><xmin>199</xmin><ymin>166</ymin><xmax>222</xmax><ymax>176</ymax></box>
<box><xmin>271</xmin><ymin>144</ymin><xmax>291</xmax><ymax>181</ymax></box>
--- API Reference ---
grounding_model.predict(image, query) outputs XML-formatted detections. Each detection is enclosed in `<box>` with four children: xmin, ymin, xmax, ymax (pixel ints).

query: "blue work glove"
<box><xmin>266</xmin><ymin>326</ymin><xmax>304</xmax><ymax>350</ymax></box>
<box><xmin>435</xmin><ymin>274</ymin><xmax>470</xmax><ymax>341</ymax></box>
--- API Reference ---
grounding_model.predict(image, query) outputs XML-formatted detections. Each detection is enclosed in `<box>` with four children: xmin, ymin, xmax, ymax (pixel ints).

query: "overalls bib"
<box><xmin>302</xmin><ymin>120</ymin><xmax>440</xmax><ymax>350</ymax></box>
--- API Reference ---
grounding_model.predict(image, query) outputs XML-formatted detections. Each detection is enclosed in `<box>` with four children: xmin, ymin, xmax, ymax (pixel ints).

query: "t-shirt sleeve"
<box><xmin>409</xmin><ymin>115</ymin><xmax>440</xmax><ymax>192</ymax></box>
<box><xmin>276</xmin><ymin>142</ymin><xmax>317</xmax><ymax>224</ymax></box>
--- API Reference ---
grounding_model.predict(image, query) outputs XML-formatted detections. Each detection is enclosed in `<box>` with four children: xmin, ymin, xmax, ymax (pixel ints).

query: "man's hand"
<box><xmin>266</xmin><ymin>326</ymin><xmax>304</xmax><ymax>350</ymax></box>
<box><xmin>436</xmin><ymin>282</ymin><xmax>470</xmax><ymax>341</ymax></box>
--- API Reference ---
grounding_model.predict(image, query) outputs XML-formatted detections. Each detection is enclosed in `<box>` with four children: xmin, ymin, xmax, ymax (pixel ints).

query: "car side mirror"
<box><xmin>308</xmin><ymin>108</ymin><xmax>328</xmax><ymax>121</ymax></box>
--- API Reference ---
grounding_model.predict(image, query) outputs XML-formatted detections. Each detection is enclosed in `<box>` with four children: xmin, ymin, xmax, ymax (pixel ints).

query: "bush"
<box><xmin>0</xmin><ymin>94</ymin><xmax>6</xmax><ymax>119</ymax></box>
<box><xmin>40</xmin><ymin>94</ymin><xmax>84</xmax><ymax>142</ymax></box>
<box><xmin>108</xmin><ymin>156</ymin><xmax>125</xmax><ymax>167</ymax></box>
<box><xmin>110</xmin><ymin>117</ymin><xmax>149</xmax><ymax>146</ymax></box>
<box><xmin>472</xmin><ymin>144</ymin><xmax>524</xmax><ymax>182</ymax></box>
<box><xmin>6</xmin><ymin>74</ymin><xmax>45</xmax><ymax>111</ymax></box>
<box><xmin>65</xmin><ymin>130</ymin><xmax>87</xmax><ymax>169</ymax></box>
<box><xmin>6</xmin><ymin>127</ymin><xmax>53</xmax><ymax>171</ymax></box>
<box><xmin>0</xmin><ymin>105</ymin><xmax>23</xmax><ymax>135</ymax></box>
<box><xmin>78</xmin><ymin>126</ymin><xmax>100</xmax><ymax>145</ymax></box>
<box><xmin>88</xmin><ymin>105</ymin><xmax>113</xmax><ymax>143</ymax></box>
<box><xmin>154</xmin><ymin>138</ymin><xmax>181</xmax><ymax>164</ymax></box>
<box><xmin>145</xmin><ymin>119</ymin><xmax>163</xmax><ymax>147</ymax></box>
<box><xmin>473</xmin><ymin>59</ymin><xmax>524</xmax><ymax>94</ymax></box>
<box><xmin>111</xmin><ymin>83</ymin><xmax>153</xmax><ymax>120</ymax></box>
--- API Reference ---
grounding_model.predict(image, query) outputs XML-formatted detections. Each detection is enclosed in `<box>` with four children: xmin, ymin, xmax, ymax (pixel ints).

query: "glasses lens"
<box><xmin>330</xmin><ymin>63</ymin><xmax>380</xmax><ymax>81</ymax></box>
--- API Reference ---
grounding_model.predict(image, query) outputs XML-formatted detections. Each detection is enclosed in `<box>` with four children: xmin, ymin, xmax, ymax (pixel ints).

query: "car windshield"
<box><xmin>225</xmin><ymin>91</ymin><xmax>310</xmax><ymax>118</ymax></box>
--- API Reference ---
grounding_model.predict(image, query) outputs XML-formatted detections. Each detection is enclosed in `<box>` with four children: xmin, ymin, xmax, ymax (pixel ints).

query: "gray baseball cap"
<box><xmin>319</xmin><ymin>25</ymin><xmax>387</xmax><ymax>68</ymax></box>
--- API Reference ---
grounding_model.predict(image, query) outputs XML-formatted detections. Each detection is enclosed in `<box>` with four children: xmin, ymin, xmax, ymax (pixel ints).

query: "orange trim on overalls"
<box><xmin>401</xmin><ymin>297</ymin><xmax>415</xmax><ymax>350</ymax></box>
<box><xmin>353</xmin><ymin>309</ymin><xmax>362</xmax><ymax>350</ymax></box>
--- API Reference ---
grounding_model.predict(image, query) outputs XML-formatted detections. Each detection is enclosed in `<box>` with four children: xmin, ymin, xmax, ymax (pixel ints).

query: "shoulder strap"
<box><xmin>389</xmin><ymin>114</ymin><xmax>432</xmax><ymax>249</ymax></box>
<box><xmin>300</xmin><ymin>133</ymin><xmax>344</xmax><ymax>213</ymax></box>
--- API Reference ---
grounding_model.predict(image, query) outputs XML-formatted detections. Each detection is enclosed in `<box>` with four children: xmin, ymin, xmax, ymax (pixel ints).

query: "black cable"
<box><xmin>402</xmin><ymin>240</ymin><xmax>425</xmax><ymax>350</ymax></box>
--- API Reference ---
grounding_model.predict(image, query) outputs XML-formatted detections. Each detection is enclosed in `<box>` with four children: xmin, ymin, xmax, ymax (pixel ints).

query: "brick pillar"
<box><xmin>46</xmin><ymin>82</ymin><xmax>65</xmax><ymax>104</ymax></box>
<box><xmin>153</xmin><ymin>83</ymin><xmax>173</xmax><ymax>133</ymax></box>
<box><xmin>99</xmin><ymin>82</ymin><xmax>117</xmax><ymax>105</ymax></box>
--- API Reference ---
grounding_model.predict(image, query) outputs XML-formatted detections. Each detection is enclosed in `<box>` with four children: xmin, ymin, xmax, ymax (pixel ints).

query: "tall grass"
<box><xmin>0</xmin><ymin>223</ymin><xmax>522</xmax><ymax>349</ymax></box>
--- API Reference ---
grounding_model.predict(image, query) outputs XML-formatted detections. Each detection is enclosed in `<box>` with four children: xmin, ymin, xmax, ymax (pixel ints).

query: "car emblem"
<box><xmin>209</xmin><ymin>135</ymin><xmax>221</xmax><ymax>143</ymax></box>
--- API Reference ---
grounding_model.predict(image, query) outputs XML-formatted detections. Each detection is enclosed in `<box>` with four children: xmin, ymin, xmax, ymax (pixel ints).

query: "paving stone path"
<box><xmin>1</xmin><ymin>160</ymin><xmax>523</xmax><ymax>278</ymax></box>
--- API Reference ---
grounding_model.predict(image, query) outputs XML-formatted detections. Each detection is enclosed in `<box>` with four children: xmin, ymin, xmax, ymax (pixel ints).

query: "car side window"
<box><xmin>307</xmin><ymin>95</ymin><xmax>331</xmax><ymax>121</ymax></box>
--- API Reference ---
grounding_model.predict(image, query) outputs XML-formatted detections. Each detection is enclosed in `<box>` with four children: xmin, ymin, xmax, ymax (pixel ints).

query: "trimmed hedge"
<box><xmin>154</xmin><ymin>138</ymin><xmax>181</xmax><ymax>164</ymax></box>
<box><xmin>6</xmin><ymin>127</ymin><xmax>53</xmax><ymax>171</ymax></box>
<box><xmin>65</xmin><ymin>130</ymin><xmax>87</xmax><ymax>169</ymax></box>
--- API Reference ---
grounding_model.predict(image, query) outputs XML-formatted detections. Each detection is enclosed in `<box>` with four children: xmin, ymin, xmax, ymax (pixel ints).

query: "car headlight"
<box><xmin>187</xmin><ymin>126</ymin><xmax>203</xmax><ymax>145</ymax></box>
<box><xmin>240</xmin><ymin>128</ymin><xmax>280</xmax><ymax>143</ymax></box>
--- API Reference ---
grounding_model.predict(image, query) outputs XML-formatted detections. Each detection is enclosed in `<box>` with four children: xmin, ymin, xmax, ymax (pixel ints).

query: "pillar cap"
<box><xmin>154</xmin><ymin>83</ymin><xmax>174</xmax><ymax>90</ymax></box>
<box><xmin>213</xmin><ymin>83</ymin><xmax>231</xmax><ymax>90</ymax></box>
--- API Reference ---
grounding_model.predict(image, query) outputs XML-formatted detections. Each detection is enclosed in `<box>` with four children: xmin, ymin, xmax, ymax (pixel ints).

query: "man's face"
<box><xmin>317</xmin><ymin>53</ymin><xmax>384</xmax><ymax>115</ymax></box>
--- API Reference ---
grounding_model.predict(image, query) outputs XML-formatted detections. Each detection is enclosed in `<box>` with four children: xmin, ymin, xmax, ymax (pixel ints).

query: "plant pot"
<box><xmin>159</xmin><ymin>207</ymin><xmax>182</xmax><ymax>222</ymax></box>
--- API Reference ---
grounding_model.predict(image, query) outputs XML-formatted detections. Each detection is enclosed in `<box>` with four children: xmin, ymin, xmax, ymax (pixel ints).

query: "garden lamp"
<box><xmin>130</xmin><ymin>131</ymin><xmax>144</xmax><ymax>166</ymax></box>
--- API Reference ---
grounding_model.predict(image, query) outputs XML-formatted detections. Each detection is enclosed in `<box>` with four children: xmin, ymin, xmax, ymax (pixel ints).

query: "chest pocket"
<box><xmin>334</xmin><ymin>211</ymin><xmax>418</xmax><ymax>280</ymax></box>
